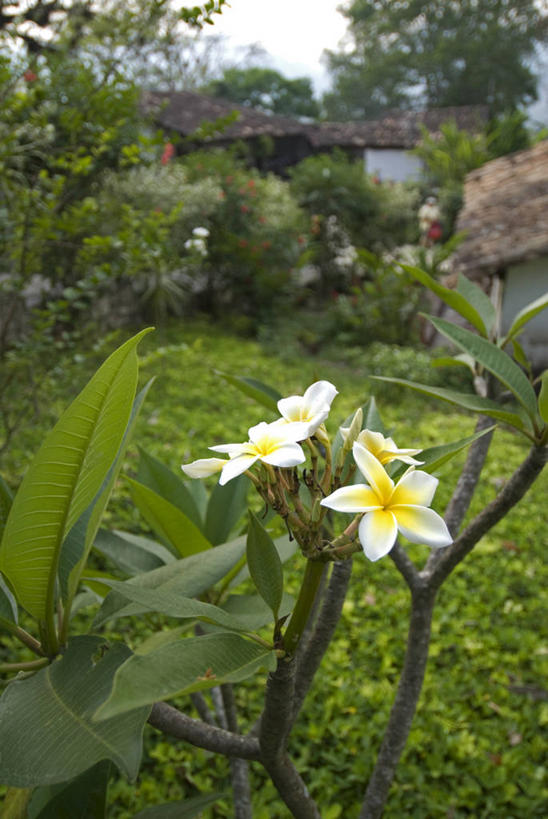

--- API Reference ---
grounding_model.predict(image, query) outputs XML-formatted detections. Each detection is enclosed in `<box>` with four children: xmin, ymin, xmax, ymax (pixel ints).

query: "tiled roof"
<box><xmin>453</xmin><ymin>139</ymin><xmax>548</xmax><ymax>274</ymax></box>
<box><xmin>141</xmin><ymin>90</ymin><xmax>488</xmax><ymax>149</ymax></box>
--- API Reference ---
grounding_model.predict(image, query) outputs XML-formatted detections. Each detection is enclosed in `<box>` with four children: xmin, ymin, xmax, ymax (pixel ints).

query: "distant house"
<box><xmin>452</xmin><ymin>139</ymin><xmax>548</xmax><ymax>369</ymax></box>
<box><xmin>141</xmin><ymin>90</ymin><xmax>487</xmax><ymax>181</ymax></box>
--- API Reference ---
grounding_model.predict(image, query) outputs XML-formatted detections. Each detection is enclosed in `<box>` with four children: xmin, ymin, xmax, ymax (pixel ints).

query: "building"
<box><xmin>141</xmin><ymin>90</ymin><xmax>487</xmax><ymax>181</ymax></box>
<box><xmin>452</xmin><ymin>139</ymin><xmax>548</xmax><ymax>368</ymax></box>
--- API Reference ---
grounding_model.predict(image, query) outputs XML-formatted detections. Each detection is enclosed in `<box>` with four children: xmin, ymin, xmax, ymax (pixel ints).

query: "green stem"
<box><xmin>283</xmin><ymin>559</ymin><xmax>325</xmax><ymax>655</ymax></box>
<box><xmin>0</xmin><ymin>617</ymin><xmax>45</xmax><ymax>656</ymax></box>
<box><xmin>0</xmin><ymin>657</ymin><xmax>49</xmax><ymax>673</ymax></box>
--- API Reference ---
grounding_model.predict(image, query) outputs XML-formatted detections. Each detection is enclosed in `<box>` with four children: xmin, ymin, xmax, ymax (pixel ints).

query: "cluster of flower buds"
<box><xmin>182</xmin><ymin>382</ymin><xmax>451</xmax><ymax>562</ymax></box>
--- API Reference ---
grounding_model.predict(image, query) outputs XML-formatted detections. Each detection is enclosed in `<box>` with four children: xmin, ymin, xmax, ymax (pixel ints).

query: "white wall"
<box><xmin>502</xmin><ymin>257</ymin><xmax>548</xmax><ymax>369</ymax></box>
<box><xmin>364</xmin><ymin>148</ymin><xmax>423</xmax><ymax>183</ymax></box>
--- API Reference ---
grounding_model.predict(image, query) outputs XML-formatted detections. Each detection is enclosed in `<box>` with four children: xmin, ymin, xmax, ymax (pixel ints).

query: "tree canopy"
<box><xmin>324</xmin><ymin>0</ymin><xmax>548</xmax><ymax>120</ymax></box>
<box><xmin>206</xmin><ymin>66</ymin><xmax>320</xmax><ymax>119</ymax></box>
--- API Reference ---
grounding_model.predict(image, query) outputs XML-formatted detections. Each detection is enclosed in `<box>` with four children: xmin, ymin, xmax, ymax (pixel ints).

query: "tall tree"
<box><xmin>324</xmin><ymin>0</ymin><xmax>548</xmax><ymax>120</ymax></box>
<box><xmin>206</xmin><ymin>66</ymin><xmax>320</xmax><ymax>119</ymax></box>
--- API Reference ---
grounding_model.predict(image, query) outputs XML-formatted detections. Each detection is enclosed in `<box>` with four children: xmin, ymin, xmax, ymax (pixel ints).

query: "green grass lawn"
<box><xmin>2</xmin><ymin>320</ymin><xmax>547</xmax><ymax>817</ymax></box>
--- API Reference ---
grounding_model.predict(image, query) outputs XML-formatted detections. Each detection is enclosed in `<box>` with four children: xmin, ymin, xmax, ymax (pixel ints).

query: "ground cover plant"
<box><xmin>0</xmin><ymin>274</ymin><xmax>546</xmax><ymax>818</ymax></box>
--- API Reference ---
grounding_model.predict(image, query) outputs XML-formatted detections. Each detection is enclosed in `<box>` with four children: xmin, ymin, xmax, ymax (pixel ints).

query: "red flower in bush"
<box><xmin>161</xmin><ymin>142</ymin><xmax>175</xmax><ymax>165</ymax></box>
<box><xmin>240</xmin><ymin>205</ymin><xmax>249</xmax><ymax>213</ymax></box>
<box><xmin>23</xmin><ymin>70</ymin><xmax>38</xmax><ymax>82</ymax></box>
<box><xmin>297</xmin><ymin>235</ymin><xmax>305</xmax><ymax>245</ymax></box>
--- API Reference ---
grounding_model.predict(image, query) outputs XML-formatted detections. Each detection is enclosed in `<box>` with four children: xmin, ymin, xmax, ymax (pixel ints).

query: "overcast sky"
<box><xmin>203</xmin><ymin>0</ymin><xmax>348</xmax><ymax>93</ymax></box>
<box><xmin>204</xmin><ymin>0</ymin><xmax>548</xmax><ymax>122</ymax></box>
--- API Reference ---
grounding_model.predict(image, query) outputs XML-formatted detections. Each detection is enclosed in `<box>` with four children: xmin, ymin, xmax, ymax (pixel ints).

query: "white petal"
<box><xmin>219</xmin><ymin>454</ymin><xmax>258</xmax><ymax>485</ymax></box>
<box><xmin>393</xmin><ymin>505</ymin><xmax>452</xmax><ymax>548</ymax></box>
<box><xmin>391</xmin><ymin>470</ymin><xmax>439</xmax><ymax>507</ymax></box>
<box><xmin>352</xmin><ymin>443</ymin><xmax>394</xmax><ymax>501</ymax></box>
<box><xmin>395</xmin><ymin>454</ymin><xmax>424</xmax><ymax>465</ymax></box>
<box><xmin>302</xmin><ymin>380</ymin><xmax>338</xmax><ymax>412</ymax></box>
<box><xmin>248</xmin><ymin>421</ymin><xmax>271</xmax><ymax>443</ymax></box>
<box><xmin>209</xmin><ymin>443</ymin><xmax>248</xmax><ymax>457</ymax></box>
<box><xmin>261</xmin><ymin>442</ymin><xmax>305</xmax><ymax>468</ymax></box>
<box><xmin>181</xmin><ymin>458</ymin><xmax>226</xmax><ymax>479</ymax></box>
<box><xmin>277</xmin><ymin>395</ymin><xmax>304</xmax><ymax>423</ymax></box>
<box><xmin>358</xmin><ymin>429</ymin><xmax>385</xmax><ymax>455</ymax></box>
<box><xmin>320</xmin><ymin>484</ymin><xmax>381</xmax><ymax>513</ymax></box>
<box><xmin>358</xmin><ymin>510</ymin><xmax>398</xmax><ymax>561</ymax></box>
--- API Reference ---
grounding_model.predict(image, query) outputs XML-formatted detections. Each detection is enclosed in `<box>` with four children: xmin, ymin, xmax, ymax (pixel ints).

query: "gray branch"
<box><xmin>427</xmin><ymin>444</ymin><xmax>547</xmax><ymax>588</ymax></box>
<box><xmin>293</xmin><ymin>560</ymin><xmax>353</xmax><ymax>719</ymax></box>
<box><xmin>389</xmin><ymin>542</ymin><xmax>420</xmax><ymax>590</ymax></box>
<box><xmin>222</xmin><ymin>683</ymin><xmax>253</xmax><ymax>819</ymax></box>
<box><xmin>360</xmin><ymin>585</ymin><xmax>437</xmax><ymax>819</ymax></box>
<box><xmin>148</xmin><ymin>702</ymin><xmax>261</xmax><ymax>760</ymax></box>
<box><xmin>259</xmin><ymin>657</ymin><xmax>321</xmax><ymax>818</ymax></box>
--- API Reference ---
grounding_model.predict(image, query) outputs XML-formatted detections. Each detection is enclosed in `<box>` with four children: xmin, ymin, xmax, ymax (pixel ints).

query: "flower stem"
<box><xmin>283</xmin><ymin>559</ymin><xmax>325</xmax><ymax>655</ymax></box>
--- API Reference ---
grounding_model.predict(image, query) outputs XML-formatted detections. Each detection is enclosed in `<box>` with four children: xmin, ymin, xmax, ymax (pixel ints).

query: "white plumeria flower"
<box><xmin>321</xmin><ymin>442</ymin><xmax>451</xmax><ymax>562</ymax></box>
<box><xmin>208</xmin><ymin>420</ymin><xmax>306</xmax><ymax>485</ymax></box>
<box><xmin>277</xmin><ymin>380</ymin><xmax>338</xmax><ymax>439</ymax></box>
<box><xmin>181</xmin><ymin>457</ymin><xmax>226</xmax><ymax>479</ymax></box>
<box><xmin>355</xmin><ymin>429</ymin><xmax>423</xmax><ymax>466</ymax></box>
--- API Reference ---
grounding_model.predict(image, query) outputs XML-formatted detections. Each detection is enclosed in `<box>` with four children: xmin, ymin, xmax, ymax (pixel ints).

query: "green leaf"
<box><xmin>401</xmin><ymin>264</ymin><xmax>488</xmax><ymax>335</ymax></box>
<box><xmin>219</xmin><ymin>592</ymin><xmax>294</xmax><ymax>631</ymax></box>
<box><xmin>538</xmin><ymin>370</ymin><xmax>548</xmax><ymax>424</ymax></box>
<box><xmin>93</xmin><ymin>529</ymin><xmax>174</xmax><ymax>577</ymax></box>
<box><xmin>102</xmin><ymin>579</ymin><xmax>268</xmax><ymax>633</ymax></box>
<box><xmin>59</xmin><ymin>380</ymin><xmax>154</xmax><ymax>608</ymax></box>
<box><xmin>230</xmin><ymin>533</ymin><xmax>297</xmax><ymax>588</ymax></box>
<box><xmin>94</xmin><ymin>537</ymin><xmax>247</xmax><ymax>627</ymax></box>
<box><xmin>2</xmin><ymin>788</ymin><xmax>32</xmax><ymax>819</ymax></box>
<box><xmin>457</xmin><ymin>273</ymin><xmax>496</xmax><ymax>335</ymax></box>
<box><xmin>95</xmin><ymin>633</ymin><xmax>276</xmax><ymax>720</ymax></box>
<box><xmin>205</xmin><ymin>474</ymin><xmax>248</xmax><ymax>546</ymax></box>
<box><xmin>27</xmin><ymin>760</ymin><xmax>110</xmax><ymax>819</ymax></box>
<box><xmin>136</xmin><ymin>448</ymin><xmax>203</xmax><ymax>530</ymax></box>
<box><xmin>0</xmin><ymin>636</ymin><xmax>149</xmax><ymax>786</ymax></box>
<box><xmin>0</xmin><ymin>329</ymin><xmax>152</xmax><ymax>621</ymax></box>
<box><xmin>131</xmin><ymin>793</ymin><xmax>226</xmax><ymax>819</ymax></box>
<box><xmin>214</xmin><ymin>370</ymin><xmax>281</xmax><ymax>413</ymax></box>
<box><xmin>431</xmin><ymin>353</ymin><xmax>476</xmax><ymax>373</ymax></box>
<box><xmin>427</xmin><ymin>316</ymin><xmax>538</xmax><ymax>421</ymax></box>
<box><xmin>502</xmin><ymin>292</ymin><xmax>548</xmax><ymax>346</ymax></box>
<box><xmin>246</xmin><ymin>513</ymin><xmax>283</xmax><ymax>619</ymax></box>
<box><xmin>127</xmin><ymin>478</ymin><xmax>212</xmax><ymax>558</ymax></box>
<box><xmin>371</xmin><ymin>377</ymin><xmax>526</xmax><ymax>430</ymax></box>
<box><xmin>511</xmin><ymin>339</ymin><xmax>531</xmax><ymax>373</ymax></box>
<box><xmin>0</xmin><ymin>473</ymin><xmax>13</xmax><ymax>542</ymax></box>
<box><xmin>392</xmin><ymin>426</ymin><xmax>495</xmax><ymax>479</ymax></box>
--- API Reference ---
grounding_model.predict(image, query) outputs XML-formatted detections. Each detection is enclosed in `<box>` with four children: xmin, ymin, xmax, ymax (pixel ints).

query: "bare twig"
<box><xmin>148</xmin><ymin>702</ymin><xmax>261</xmax><ymax>760</ymax></box>
<box><xmin>222</xmin><ymin>684</ymin><xmax>253</xmax><ymax>819</ymax></box>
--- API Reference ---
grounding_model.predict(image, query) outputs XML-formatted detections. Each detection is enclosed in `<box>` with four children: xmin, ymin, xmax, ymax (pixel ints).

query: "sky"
<box><xmin>202</xmin><ymin>0</ymin><xmax>348</xmax><ymax>93</ymax></box>
<box><xmin>203</xmin><ymin>0</ymin><xmax>548</xmax><ymax>122</ymax></box>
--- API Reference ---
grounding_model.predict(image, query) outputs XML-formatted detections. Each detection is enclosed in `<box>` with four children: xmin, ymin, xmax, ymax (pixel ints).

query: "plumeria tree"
<box><xmin>0</xmin><ymin>276</ymin><xmax>546</xmax><ymax>817</ymax></box>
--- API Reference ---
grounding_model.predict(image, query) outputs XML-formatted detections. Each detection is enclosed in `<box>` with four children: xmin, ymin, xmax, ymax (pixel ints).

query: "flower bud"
<box><xmin>340</xmin><ymin>408</ymin><xmax>363</xmax><ymax>453</ymax></box>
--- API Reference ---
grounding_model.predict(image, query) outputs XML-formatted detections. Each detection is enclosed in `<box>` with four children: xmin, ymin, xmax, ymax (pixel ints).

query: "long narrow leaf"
<box><xmin>131</xmin><ymin>793</ymin><xmax>226</xmax><ymax>819</ymax></box>
<box><xmin>0</xmin><ymin>574</ymin><xmax>17</xmax><ymax>623</ymax></box>
<box><xmin>391</xmin><ymin>426</ymin><xmax>495</xmax><ymax>479</ymax></box>
<box><xmin>457</xmin><ymin>274</ymin><xmax>496</xmax><ymax>335</ymax></box>
<box><xmin>214</xmin><ymin>370</ymin><xmax>281</xmax><ymax>413</ymax></box>
<box><xmin>401</xmin><ymin>264</ymin><xmax>488</xmax><ymax>335</ymax></box>
<box><xmin>93</xmin><ymin>529</ymin><xmax>174</xmax><ymax>576</ymax></box>
<box><xmin>137</xmin><ymin>448</ymin><xmax>203</xmax><ymax>530</ymax></box>
<box><xmin>246</xmin><ymin>513</ymin><xmax>283</xmax><ymax>619</ymax></box>
<box><xmin>95</xmin><ymin>633</ymin><xmax>276</xmax><ymax>720</ymax></box>
<box><xmin>205</xmin><ymin>475</ymin><xmax>248</xmax><ymax>546</ymax></box>
<box><xmin>427</xmin><ymin>316</ymin><xmax>538</xmax><ymax>421</ymax></box>
<box><xmin>371</xmin><ymin>377</ymin><xmax>526</xmax><ymax>429</ymax></box>
<box><xmin>0</xmin><ymin>474</ymin><xmax>13</xmax><ymax>542</ymax></box>
<box><xmin>501</xmin><ymin>292</ymin><xmax>548</xmax><ymax>346</ymax></box>
<box><xmin>0</xmin><ymin>329</ymin><xmax>152</xmax><ymax>621</ymax></box>
<box><xmin>127</xmin><ymin>478</ymin><xmax>212</xmax><ymax>557</ymax></box>
<box><xmin>59</xmin><ymin>380</ymin><xmax>154</xmax><ymax>609</ymax></box>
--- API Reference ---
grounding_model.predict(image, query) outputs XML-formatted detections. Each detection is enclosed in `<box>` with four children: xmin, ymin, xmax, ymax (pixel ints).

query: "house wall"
<box><xmin>502</xmin><ymin>257</ymin><xmax>548</xmax><ymax>369</ymax></box>
<box><xmin>364</xmin><ymin>148</ymin><xmax>423</xmax><ymax>182</ymax></box>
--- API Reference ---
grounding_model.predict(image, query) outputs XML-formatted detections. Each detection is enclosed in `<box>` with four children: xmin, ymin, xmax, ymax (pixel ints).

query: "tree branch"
<box><xmin>427</xmin><ymin>444</ymin><xmax>547</xmax><ymax>588</ymax></box>
<box><xmin>259</xmin><ymin>657</ymin><xmax>321</xmax><ymax>818</ymax></box>
<box><xmin>222</xmin><ymin>684</ymin><xmax>253</xmax><ymax>819</ymax></box>
<box><xmin>389</xmin><ymin>542</ymin><xmax>420</xmax><ymax>590</ymax></box>
<box><xmin>293</xmin><ymin>560</ymin><xmax>353</xmax><ymax>720</ymax></box>
<box><xmin>360</xmin><ymin>585</ymin><xmax>437</xmax><ymax>819</ymax></box>
<box><xmin>148</xmin><ymin>702</ymin><xmax>261</xmax><ymax>760</ymax></box>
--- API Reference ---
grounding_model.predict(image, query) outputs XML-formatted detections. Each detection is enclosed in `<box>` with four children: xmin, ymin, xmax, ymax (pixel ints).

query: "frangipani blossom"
<box><xmin>321</xmin><ymin>443</ymin><xmax>451</xmax><ymax>562</ymax></box>
<box><xmin>355</xmin><ymin>429</ymin><xmax>423</xmax><ymax>466</ymax></box>
<box><xmin>181</xmin><ymin>457</ymin><xmax>227</xmax><ymax>479</ymax></box>
<box><xmin>277</xmin><ymin>380</ymin><xmax>338</xmax><ymax>439</ymax></box>
<box><xmin>208</xmin><ymin>420</ymin><xmax>306</xmax><ymax>485</ymax></box>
